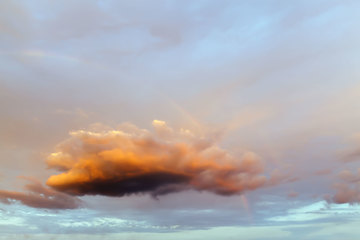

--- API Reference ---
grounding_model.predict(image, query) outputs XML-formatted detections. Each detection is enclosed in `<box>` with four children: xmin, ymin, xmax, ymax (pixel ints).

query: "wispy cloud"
<box><xmin>0</xmin><ymin>177</ymin><xmax>81</xmax><ymax>209</ymax></box>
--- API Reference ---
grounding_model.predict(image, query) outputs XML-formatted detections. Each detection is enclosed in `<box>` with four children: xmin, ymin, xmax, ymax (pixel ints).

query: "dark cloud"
<box><xmin>0</xmin><ymin>178</ymin><xmax>82</xmax><ymax>209</ymax></box>
<box><xmin>46</xmin><ymin>120</ymin><xmax>267</xmax><ymax>197</ymax></box>
<box><xmin>52</xmin><ymin>171</ymin><xmax>191</xmax><ymax>197</ymax></box>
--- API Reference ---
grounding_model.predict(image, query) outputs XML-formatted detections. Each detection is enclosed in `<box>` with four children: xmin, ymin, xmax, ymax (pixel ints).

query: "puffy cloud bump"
<box><xmin>331</xmin><ymin>169</ymin><xmax>360</xmax><ymax>204</ymax></box>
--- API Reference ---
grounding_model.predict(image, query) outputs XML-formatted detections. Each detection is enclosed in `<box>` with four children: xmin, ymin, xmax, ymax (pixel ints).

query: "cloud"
<box><xmin>46</xmin><ymin>120</ymin><xmax>267</xmax><ymax>198</ymax></box>
<box><xmin>0</xmin><ymin>178</ymin><xmax>82</xmax><ymax>209</ymax></box>
<box><xmin>329</xmin><ymin>169</ymin><xmax>360</xmax><ymax>204</ymax></box>
<box><xmin>331</xmin><ymin>183</ymin><xmax>360</xmax><ymax>204</ymax></box>
<box><xmin>287</xmin><ymin>191</ymin><xmax>299</xmax><ymax>198</ymax></box>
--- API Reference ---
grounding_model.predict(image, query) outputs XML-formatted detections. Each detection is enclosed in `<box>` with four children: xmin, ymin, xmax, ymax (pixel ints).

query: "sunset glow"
<box><xmin>1</xmin><ymin>1</ymin><xmax>360</xmax><ymax>239</ymax></box>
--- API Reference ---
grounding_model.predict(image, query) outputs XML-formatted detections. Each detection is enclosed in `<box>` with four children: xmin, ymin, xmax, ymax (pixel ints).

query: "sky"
<box><xmin>1</xmin><ymin>0</ymin><xmax>360</xmax><ymax>239</ymax></box>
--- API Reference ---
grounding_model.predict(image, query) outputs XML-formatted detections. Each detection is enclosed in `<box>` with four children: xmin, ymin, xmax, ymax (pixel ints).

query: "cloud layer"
<box><xmin>46</xmin><ymin>120</ymin><xmax>267</xmax><ymax>197</ymax></box>
<box><xmin>0</xmin><ymin>178</ymin><xmax>81</xmax><ymax>209</ymax></box>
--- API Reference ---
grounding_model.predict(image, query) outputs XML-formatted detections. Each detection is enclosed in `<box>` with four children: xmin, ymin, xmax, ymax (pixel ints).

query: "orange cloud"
<box><xmin>46</xmin><ymin>120</ymin><xmax>267</xmax><ymax>197</ymax></box>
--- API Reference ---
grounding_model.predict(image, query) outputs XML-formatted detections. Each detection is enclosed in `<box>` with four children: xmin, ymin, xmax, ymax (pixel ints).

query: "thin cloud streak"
<box><xmin>0</xmin><ymin>178</ymin><xmax>82</xmax><ymax>209</ymax></box>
